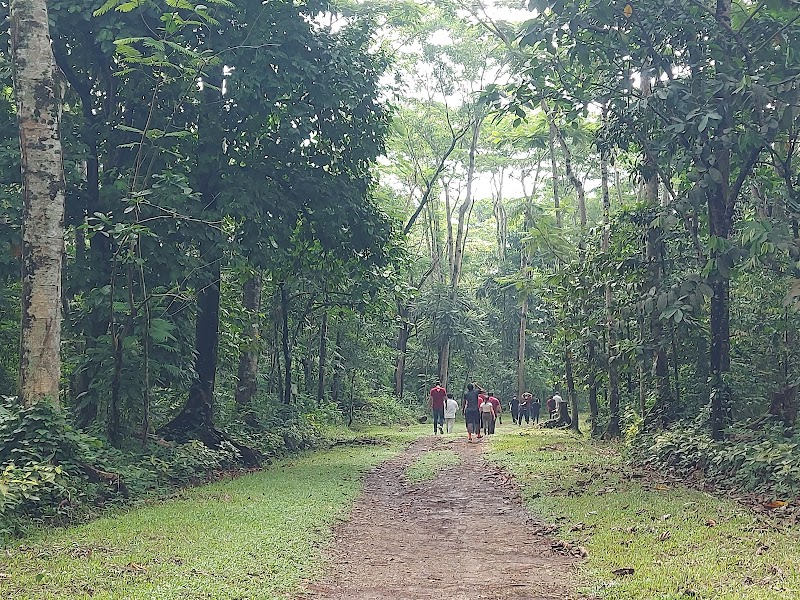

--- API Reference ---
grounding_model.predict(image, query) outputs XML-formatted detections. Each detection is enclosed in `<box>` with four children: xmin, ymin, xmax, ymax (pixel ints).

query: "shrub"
<box><xmin>635</xmin><ymin>417</ymin><xmax>800</xmax><ymax>498</ymax></box>
<box><xmin>358</xmin><ymin>393</ymin><xmax>417</xmax><ymax>426</ymax></box>
<box><xmin>0</xmin><ymin>462</ymin><xmax>69</xmax><ymax>536</ymax></box>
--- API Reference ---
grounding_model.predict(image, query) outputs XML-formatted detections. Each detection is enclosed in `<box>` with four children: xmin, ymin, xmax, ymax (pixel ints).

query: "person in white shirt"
<box><xmin>479</xmin><ymin>396</ymin><xmax>496</xmax><ymax>436</ymax></box>
<box><xmin>443</xmin><ymin>393</ymin><xmax>459</xmax><ymax>433</ymax></box>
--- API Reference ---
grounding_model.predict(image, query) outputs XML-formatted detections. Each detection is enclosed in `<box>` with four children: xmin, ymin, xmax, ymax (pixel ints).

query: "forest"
<box><xmin>2</xmin><ymin>0</ymin><xmax>800</xmax><ymax>598</ymax></box>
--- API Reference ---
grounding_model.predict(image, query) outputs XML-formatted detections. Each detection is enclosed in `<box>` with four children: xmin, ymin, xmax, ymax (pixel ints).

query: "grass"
<box><xmin>0</xmin><ymin>426</ymin><xmax>425</xmax><ymax>600</ymax></box>
<box><xmin>404</xmin><ymin>449</ymin><xmax>461</xmax><ymax>483</ymax></box>
<box><xmin>488</xmin><ymin>427</ymin><xmax>800</xmax><ymax>600</ymax></box>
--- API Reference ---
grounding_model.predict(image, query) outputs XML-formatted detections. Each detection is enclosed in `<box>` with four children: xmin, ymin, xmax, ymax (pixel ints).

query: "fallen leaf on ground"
<box><xmin>611</xmin><ymin>567</ymin><xmax>635</xmax><ymax>576</ymax></box>
<box><xmin>705</xmin><ymin>519</ymin><xmax>717</xmax><ymax>527</ymax></box>
<box><xmin>763</xmin><ymin>500</ymin><xmax>787</xmax><ymax>509</ymax></box>
<box><xmin>657</xmin><ymin>531</ymin><xmax>672</xmax><ymax>541</ymax></box>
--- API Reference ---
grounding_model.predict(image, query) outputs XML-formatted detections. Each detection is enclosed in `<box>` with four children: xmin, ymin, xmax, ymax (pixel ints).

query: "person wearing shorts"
<box><xmin>463</xmin><ymin>383</ymin><xmax>482</xmax><ymax>442</ymax></box>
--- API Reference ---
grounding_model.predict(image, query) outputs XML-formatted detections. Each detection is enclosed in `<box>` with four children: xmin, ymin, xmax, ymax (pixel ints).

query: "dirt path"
<box><xmin>301</xmin><ymin>435</ymin><xmax>580</xmax><ymax>600</ymax></box>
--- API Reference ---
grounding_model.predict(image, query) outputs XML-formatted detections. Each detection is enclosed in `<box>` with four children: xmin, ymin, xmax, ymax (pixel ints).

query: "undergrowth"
<box><xmin>0</xmin><ymin>442</ymin><xmax>401</xmax><ymax>599</ymax></box>
<box><xmin>0</xmin><ymin>392</ymin><xmax>414</xmax><ymax>540</ymax></box>
<box><xmin>489</xmin><ymin>428</ymin><xmax>800</xmax><ymax>600</ymax></box>
<box><xmin>635</xmin><ymin>417</ymin><xmax>800</xmax><ymax>499</ymax></box>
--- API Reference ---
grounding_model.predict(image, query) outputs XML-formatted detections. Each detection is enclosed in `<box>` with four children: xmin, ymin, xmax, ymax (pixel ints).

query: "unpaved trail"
<box><xmin>301</xmin><ymin>435</ymin><xmax>580</xmax><ymax>600</ymax></box>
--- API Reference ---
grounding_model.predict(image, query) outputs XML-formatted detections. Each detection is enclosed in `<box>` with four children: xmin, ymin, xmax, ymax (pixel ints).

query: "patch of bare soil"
<box><xmin>301</xmin><ymin>436</ymin><xmax>581</xmax><ymax>600</ymax></box>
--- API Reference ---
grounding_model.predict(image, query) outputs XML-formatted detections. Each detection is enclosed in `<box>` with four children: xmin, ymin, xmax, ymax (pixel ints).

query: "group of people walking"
<box><xmin>429</xmin><ymin>382</ymin><xmax>561</xmax><ymax>442</ymax></box>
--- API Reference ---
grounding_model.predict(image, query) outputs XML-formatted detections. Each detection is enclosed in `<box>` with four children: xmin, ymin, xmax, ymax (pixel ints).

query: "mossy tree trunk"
<box><xmin>11</xmin><ymin>0</ymin><xmax>67</xmax><ymax>407</ymax></box>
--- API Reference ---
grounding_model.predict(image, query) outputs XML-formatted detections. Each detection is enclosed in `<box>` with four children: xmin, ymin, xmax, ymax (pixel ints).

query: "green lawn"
<box><xmin>0</xmin><ymin>428</ymin><xmax>424</xmax><ymax>600</ymax></box>
<box><xmin>488</xmin><ymin>427</ymin><xmax>800</xmax><ymax>600</ymax></box>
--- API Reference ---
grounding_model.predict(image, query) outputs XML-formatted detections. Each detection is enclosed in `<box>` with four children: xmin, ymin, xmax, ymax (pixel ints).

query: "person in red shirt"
<box><xmin>488</xmin><ymin>393</ymin><xmax>501</xmax><ymax>433</ymax></box>
<box><xmin>429</xmin><ymin>382</ymin><xmax>447</xmax><ymax>434</ymax></box>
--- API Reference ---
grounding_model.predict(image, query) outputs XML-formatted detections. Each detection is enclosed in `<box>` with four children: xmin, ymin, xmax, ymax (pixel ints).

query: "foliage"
<box><xmin>639</xmin><ymin>419</ymin><xmax>800</xmax><ymax>498</ymax></box>
<box><xmin>358</xmin><ymin>393</ymin><xmax>417</xmax><ymax>426</ymax></box>
<box><xmin>0</xmin><ymin>462</ymin><xmax>67</xmax><ymax>536</ymax></box>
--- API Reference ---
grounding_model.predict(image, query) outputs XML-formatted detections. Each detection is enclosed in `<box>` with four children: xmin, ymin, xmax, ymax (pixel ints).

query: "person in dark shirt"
<box><xmin>519</xmin><ymin>392</ymin><xmax>531</xmax><ymax>425</ymax></box>
<box><xmin>530</xmin><ymin>395</ymin><xmax>541</xmax><ymax>424</ymax></box>
<box><xmin>510</xmin><ymin>395</ymin><xmax>520</xmax><ymax>425</ymax></box>
<box><xmin>462</xmin><ymin>383</ymin><xmax>482</xmax><ymax>442</ymax></box>
<box><xmin>429</xmin><ymin>382</ymin><xmax>447</xmax><ymax>435</ymax></box>
<box><xmin>488</xmin><ymin>393</ymin><xmax>501</xmax><ymax>433</ymax></box>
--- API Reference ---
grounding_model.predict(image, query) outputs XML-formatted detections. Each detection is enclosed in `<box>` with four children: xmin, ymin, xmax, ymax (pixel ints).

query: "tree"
<box><xmin>10</xmin><ymin>0</ymin><xmax>67</xmax><ymax>406</ymax></box>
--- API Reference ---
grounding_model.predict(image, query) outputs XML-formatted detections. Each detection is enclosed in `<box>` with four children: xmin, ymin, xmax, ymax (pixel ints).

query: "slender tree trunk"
<box><xmin>601</xmin><ymin>139</ymin><xmax>621</xmax><ymax>438</ymax></box>
<box><xmin>516</xmin><ymin>163</ymin><xmax>540</xmax><ymax>402</ymax></box>
<box><xmin>640</xmin><ymin>60</ymin><xmax>673</xmax><ymax>429</ymax></box>
<box><xmin>442</xmin><ymin>114</ymin><xmax>481</xmax><ymax>386</ymax></box>
<box><xmin>587</xmin><ymin>342</ymin><xmax>599</xmax><ymax>435</ymax></box>
<box><xmin>543</xmin><ymin>100</ymin><xmax>562</xmax><ymax>228</ymax></box>
<box><xmin>12</xmin><ymin>0</ymin><xmax>67</xmax><ymax>407</ymax></box>
<box><xmin>565</xmin><ymin>344</ymin><xmax>580</xmax><ymax>433</ymax></box>
<box><xmin>393</xmin><ymin>304</ymin><xmax>410</xmax><ymax>399</ymax></box>
<box><xmin>438</xmin><ymin>341</ymin><xmax>450</xmax><ymax>389</ymax></box>
<box><xmin>332</xmin><ymin>325</ymin><xmax>343</xmax><ymax>406</ymax></box>
<box><xmin>517</xmin><ymin>296</ymin><xmax>528</xmax><ymax>400</ymax></box>
<box><xmin>280</xmin><ymin>283</ymin><xmax>292</xmax><ymax>405</ymax></box>
<box><xmin>235</xmin><ymin>275</ymin><xmax>262</xmax><ymax>410</ymax></box>
<box><xmin>317</xmin><ymin>310</ymin><xmax>329</xmax><ymax>404</ymax></box>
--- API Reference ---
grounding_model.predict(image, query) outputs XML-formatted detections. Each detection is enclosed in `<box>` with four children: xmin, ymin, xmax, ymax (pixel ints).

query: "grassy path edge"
<box><xmin>0</xmin><ymin>425</ymin><xmax>428</xmax><ymax>600</ymax></box>
<box><xmin>487</xmin><ymin>428</ymin><xmax>800</xmax><ymax>600</ymax></box>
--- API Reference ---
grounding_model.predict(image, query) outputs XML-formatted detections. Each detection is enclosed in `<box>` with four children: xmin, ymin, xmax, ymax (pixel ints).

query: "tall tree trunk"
<box><xmin>438</xmin><ymin>341</ymin><xmax>450</xmax><ymax>389</ymax></box>
<box><xmin>280</xmin><ymin>283</ymin><xmax>292</xmax><ymax>405</ymax></box>
<box><xmin>516</xmin><ymin>162</ymin><xmax>541</xmax><ymax>401</ymax></box>
<box><xmin>394</xmin><ymin>304</ymin><xmax>409</xmax><ymax>399</ymax></box>
<box><xmin>587</xmin><ymin>342</ymin><xmax>599</xmax><ymax>435</ymax></box>
<box><xmin>543</xmin><ymin>100</ymin><xmax>562</xmax><ymax>228</ymax></box>
<box><xmin>187</xmin><ymin>243</ymin><xmax>220</xmax><ymax>428</ymax></box>
<box><xmin>565</xmin><ymin>343</ymin><xmax>580</xmax><ymax>433</ymax></box>
<box><xmin>517</xmin><ymin>296</ymin><xmax>528</xmax><ymax>400</ymax></box>
<box><xmin>317</xmin><ymin>310</ymin><xmax>329</xmax><ymax>404</ymax></box>
<box><xmin>640</xmin><ymin>60</ymin><xmax>673</xmax><ymax>429</ymax></box>
<box><xmin>235</xmin><ymin>274</ymin><xmax>262</xmax><ymax>411</ymax></box>
<box><xmin>332</xmin><ymin>325</ymin><xmax>343</xmax><ymax>406</ymax></box>
<box><xmin>12</xmin><ymin>0</ymin><xmax>67</xmax><ymax>407</ymax></box>
<box><xmin>601</xmin><ymin>138</ymin><xmax>621</xmax><ymax>438</ymax></box>
<box><xmin>442</xmin><ymin>114</ymin><xmax>481</xmax><ymax>386</ymax></box>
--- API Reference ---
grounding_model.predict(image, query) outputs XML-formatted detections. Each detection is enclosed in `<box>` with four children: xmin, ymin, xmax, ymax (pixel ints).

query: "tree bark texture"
<box><xmin>280</xmin><ymin>283</ymin><xmax>292</xmax><ymax>405</ymax></box>
<box><xmin>601</xmin><ymin>144</ymin><xmax>621</xmax><ymax>438</ymax></box>
<box><xmin>393</xmin><ymin>304</ymin><xmax>409</xmax><ymax>399</ymax></box>
<box><xmin>565</xmin><ymin>345</ymin><xmax>580</xmax><ymax>433</ymax></box>
<box><xmin>317</xmin><ymin>310</ymin><xmax>329</xmax><ymax>404</ymax></box>
<box><xmin>11</xmin><ymin>0</ymin><xmax>67</xmax><ymax>407</ymax></box>
<box><xmin>235</xmin><ymin>275</ymin><xmax>262</xmax><ymax>410</ymax></box>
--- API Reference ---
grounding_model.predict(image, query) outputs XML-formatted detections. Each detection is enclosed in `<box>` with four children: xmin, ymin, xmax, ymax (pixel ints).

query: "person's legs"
<box><xmin>532</xmin><ymin>406</ymin><xmax>540</xmax><ymax>424</ymax></box>
<box><xmin>511</xmin><ymin>407</ymin><xmax>518</xmax><ymax>425</ymax></box>
<box><xmin>436</xmin><ymin>408</ymin><xmax>445</xmax><ymax>433</ymax></box>
<box><xmin>522</xmin><ymin>408</ymin><xmax>530</xmax><ymax>424</ymax></box>
<box><xmin>445</xmin><ymin>417</ymin><xmax>455</xmax><ymax>433</ymax></box>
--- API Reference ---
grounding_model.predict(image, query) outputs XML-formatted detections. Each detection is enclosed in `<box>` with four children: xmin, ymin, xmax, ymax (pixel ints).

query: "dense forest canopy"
<box><xmin>2</xmin><ymin>0</ymin><xmax>800</xmax><ymax>525</ymax></box>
